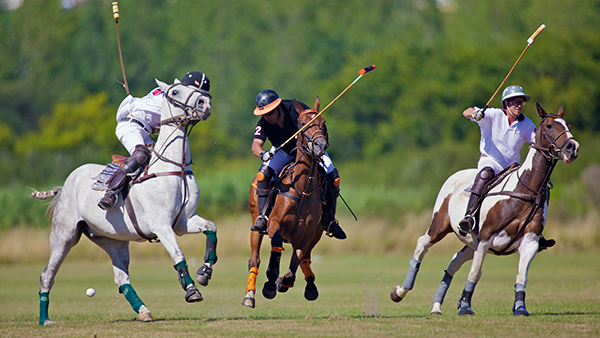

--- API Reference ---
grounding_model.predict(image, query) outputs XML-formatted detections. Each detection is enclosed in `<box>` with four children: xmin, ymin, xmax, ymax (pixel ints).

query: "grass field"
<box><xmin>1</xmin><ymin>225</ymin><xmax>599</xmax><ymax>337</ymax></box>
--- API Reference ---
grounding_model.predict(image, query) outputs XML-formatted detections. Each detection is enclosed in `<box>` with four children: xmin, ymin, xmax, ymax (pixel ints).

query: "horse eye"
<box><xmin>545</xmin><ymin>124</ymin><xmax>553</xmax><ymax>129</ymax></box>
<box><xmin>172</xmin><ymin>90</ymin><xmax>179</xmax><ymax>95</ymax></box>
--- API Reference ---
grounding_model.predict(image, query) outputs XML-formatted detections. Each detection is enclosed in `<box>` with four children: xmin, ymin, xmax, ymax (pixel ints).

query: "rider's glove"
<box><xmin>472</xmin><ymin>107</ymin><xmax>484</xmax><ymax>121</ymax></box>
<box><xmin>260</xmin><ymin>150</ymin><xmax>274</xmax><ymax>162</ymax></box>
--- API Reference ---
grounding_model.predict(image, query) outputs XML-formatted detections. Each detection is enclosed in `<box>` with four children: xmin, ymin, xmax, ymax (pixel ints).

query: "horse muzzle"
<box><xmin>561</xmin><ymin>139</ymin><xmax>579</xmax><ymax>164</ymax></box>
<box><xmin>310</xmin><ymin>137</ymin><xmax>327</xmax><ymax>158</ymax></box>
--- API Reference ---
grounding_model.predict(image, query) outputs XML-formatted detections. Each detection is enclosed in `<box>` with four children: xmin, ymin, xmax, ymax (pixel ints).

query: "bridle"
<box><xmin>297</xmin><ymin>109</ymin><xmax>328</xmax><ymax>156</ymax></box>
<box><xmin>529</xmin><ymin>114</ymin><xmax>574</xmax><ymax>162</ymax></box>
<box><xmin>160</xmin><ymin>82</ymin><xmax>210</xmax><ymax>126</ymax></box>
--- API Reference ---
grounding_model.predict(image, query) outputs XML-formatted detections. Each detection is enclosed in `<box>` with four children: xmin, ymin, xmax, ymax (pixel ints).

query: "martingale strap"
<box><xmin>125</xmin><ymin>170</ymin><xmax>193</xmax><ymax>243</ymax></box>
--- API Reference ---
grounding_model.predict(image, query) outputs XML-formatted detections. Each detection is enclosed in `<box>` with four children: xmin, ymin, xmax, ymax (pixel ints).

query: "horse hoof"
<box><xmin>513</xmin><ymin>306</ymin><xmax>530</xmax><ymax>316</ymax></box>
<box><xmin>42</xmin><ymin>319</ymin><xmax>56</xmax><ymax>326</ymax></box>
<box><xmin>242</xmin><ymin>297</ymin><xmax>256</xmax><ymax>308</ymax></box>
<box><xmin>390</xmin><ymin>286</ymin><xmax>406</xmax><ymax>303</ymax></box>
<box><xmin>276</xmin><ymin>277</ymin><xmax>290</xmax><ymax>293</ymax></box>
<box><xmin>262</xmin><ymin>281</ymin><xmax>277</xmax><ymax>299</ymax></box>
<box><xmin>185</xmin><ymin>285</ymin><xmax>203</xmax><ymax>302</ymax></box>
<box><xmin>138</xmin><ymin>312</ymin><xmax>154</xmax><ymax>322</ymax></box>
<box><xmin>196</xmin><ymin>264</ymin><xmax>212</xmax><ymax>287</ymax></box>
<box><xmin>457</xmin><ymin>306</ymin><xmax>474</xmax><ymax>316</ymax></box>
<box><xmin>430</xmin><ymin>302</ymin><xmax>442</xmax><ymax>315</ymax></box>
<box><xmin>304</xmin><ymin>282</ymin><xmax>319</xmax><ymax>301</ymax></box>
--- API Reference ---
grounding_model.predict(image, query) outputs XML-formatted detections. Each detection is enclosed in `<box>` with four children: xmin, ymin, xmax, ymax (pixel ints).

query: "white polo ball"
<box><xmin>86</xmin><ymin>288</ymin><xmax>96</xmax><ymax>297</ymax></box>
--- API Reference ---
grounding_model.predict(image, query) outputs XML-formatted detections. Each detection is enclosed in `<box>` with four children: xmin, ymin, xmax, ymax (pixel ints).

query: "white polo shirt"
<box><xmin>474</xmin><ymin>107</ymin><xmax>536</xmax><ymax>173</ymax></box>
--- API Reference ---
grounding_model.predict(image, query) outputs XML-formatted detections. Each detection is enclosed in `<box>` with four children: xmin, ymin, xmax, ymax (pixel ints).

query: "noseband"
<box><xmin>530</xmin><ymin>115</ymin><xmax>574</xmax><ymax>162</ymax></box>
<box><xmin>161</xmin><ymin>83</ymin><xmax>210</xmax><ymax>126</ymax></box>
<box><xmin>298</xmin><ymin>109</ymin><xmax>328</xmax><ymax>155</ymax></box>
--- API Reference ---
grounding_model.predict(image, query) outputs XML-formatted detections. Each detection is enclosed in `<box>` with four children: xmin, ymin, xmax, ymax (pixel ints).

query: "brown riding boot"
<box><xmin>458</xmin><ymin>167</ymin><xmax>495</xmax><ymax>233</ymax></box>
<box><xmin>98</xmin><ymin>145</ymin><xmax>150</xmax><ymax>210</ymax></box>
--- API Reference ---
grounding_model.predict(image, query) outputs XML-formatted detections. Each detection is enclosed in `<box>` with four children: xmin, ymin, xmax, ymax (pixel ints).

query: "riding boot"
<box><xmin>321</xmin><ymin>169</ymin><xmax>346</xmax><ymax>240</ymax></box>
<box><xmin>458</xmin><ymin>167</ymin><xmax>495</xmax><ymax>233</ymax></box>
<box><xmin>537</xmin><ymin>234</ymin><xmax>556</xmax><ymax>252</ymax></box>
<box><xmin>251</xmin><ymin>165</ymin><xmax>274</xmax><ymax>234</ymax></box>
<box><xmin>98</xmin><ymin>145</ymin><xmax>150</xmax><ymax>210</ymax></box>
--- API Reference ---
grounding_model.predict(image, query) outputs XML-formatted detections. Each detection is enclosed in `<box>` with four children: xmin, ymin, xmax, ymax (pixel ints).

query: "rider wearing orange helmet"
<box><xmin>251</xmin><ymin>89</ymin><xmax>346</xmax><ymax>240</ymax></box>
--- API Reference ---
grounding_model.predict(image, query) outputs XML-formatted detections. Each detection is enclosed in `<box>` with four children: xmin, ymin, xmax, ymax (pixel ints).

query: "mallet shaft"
<box><xmin>485</xmin><ymin>24</ymin><xmax>545</xmax><ymax>108</ymax></box>
<box><xmin>275</xmin><ymin>65</ymin><xmax>376</xmax><ymax>153</ymax></box>
<box><xmin>112</xmin><ymin>2</ymin><xmax>129</xmax><ymax>95</ymax></box>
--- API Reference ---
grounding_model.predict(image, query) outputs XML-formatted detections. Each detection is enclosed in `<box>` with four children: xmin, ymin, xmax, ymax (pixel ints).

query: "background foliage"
<box><xmin>0</xmin><ymin>0</ymin><xmax>598</xmax><ymax>232</ymax></box>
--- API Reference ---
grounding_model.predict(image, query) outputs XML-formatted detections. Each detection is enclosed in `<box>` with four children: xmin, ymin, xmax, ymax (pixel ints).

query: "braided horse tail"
<box><xmin>30</xmin><ymin>186</ymin><xmax>62</xmax><ymax>219</ymax></box>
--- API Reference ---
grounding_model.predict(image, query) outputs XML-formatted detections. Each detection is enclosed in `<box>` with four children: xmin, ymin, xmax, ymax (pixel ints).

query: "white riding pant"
<box><xmin>477</xmin><ymin>156</ymin><xmax>506</xmax><ymax>176</ymax></box>
<box><xmin>115</xmin><ymin>121</ymin><xmax>154</xmax><ymax>155</ymax></box>
<box><xmin>265</xmin><ymin>146</ymin><xmax>334</xmax><ymax>175</ymax></box>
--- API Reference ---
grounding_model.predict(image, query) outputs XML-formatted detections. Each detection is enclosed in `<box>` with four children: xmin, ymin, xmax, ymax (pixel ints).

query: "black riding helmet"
<box><xmin>182</xmin><ymin>71</ymin><xmax>212</xmax><ymax>98</ymax></box>
<box><xmin>253</xmin><ymin>89</ymin><xmax>282</xmax><ymax>116</ymax></box>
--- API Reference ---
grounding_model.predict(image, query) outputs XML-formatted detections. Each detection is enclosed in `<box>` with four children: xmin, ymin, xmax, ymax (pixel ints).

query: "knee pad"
<box><xmin>478</xmin><ymin>166</ymin><xmax>495</xmax><ymax>181</ymax></box>
<box><xmin>256</xmin><ymin>165</ymin><xmax>275</xmax><ymax>195</ymax></box>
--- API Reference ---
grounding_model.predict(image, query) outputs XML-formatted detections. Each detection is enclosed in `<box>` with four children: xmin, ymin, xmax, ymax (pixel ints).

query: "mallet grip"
<box><xmin>359</xmin><ymin>65</ymin><xmax>376</xmax><ymax>75</ymax></box>
<box><xmin>112</xmin><ymin>2</ymin><xmax>120</xmax><ymax>21</ymax></box>
<box><xmin>527</xmin><ymin>24</ymin><xmax>545</xmax><ymax>45</ymax></box>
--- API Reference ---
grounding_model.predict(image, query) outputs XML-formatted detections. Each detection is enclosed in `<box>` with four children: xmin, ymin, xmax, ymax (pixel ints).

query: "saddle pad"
<box><xmin>92</xmin><ymin>163</ymin><xmax>120</xmax><ymax>191</ymax></box>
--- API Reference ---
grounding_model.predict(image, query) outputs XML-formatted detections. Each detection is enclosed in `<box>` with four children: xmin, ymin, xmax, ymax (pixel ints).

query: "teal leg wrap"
<box><xmin>39</xmin><ymin>292</ymin><xmax>49</xmax><ymax>326</ymax></box>
<box><xmin>203</xmin><ymin>230</ymin><xmax>218</xmax><ymax>264</ymax></box>
<box><xmin>119</xmin><ymin>284</ymin><xmax>144</xmax><ymax>313</ymax></box>
<box><xmin>174</xmin><ymin>261</ymin><xmax>194</xmax><ymax>289</ymax></box>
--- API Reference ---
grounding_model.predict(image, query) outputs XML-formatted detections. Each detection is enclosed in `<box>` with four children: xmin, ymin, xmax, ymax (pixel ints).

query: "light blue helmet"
<box><xmin>501</xmin><ymin>85</ymin><xmax>531</xmax><ymax>106</ymax></box>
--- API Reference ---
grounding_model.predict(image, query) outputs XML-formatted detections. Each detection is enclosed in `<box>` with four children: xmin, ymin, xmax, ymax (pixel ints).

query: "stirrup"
<box><xmin>458</xmin><ymin>215</ymin><xmax>475</xmax><ymax>233</ymax></box>
<box><xmin>251</xmin><ymin>215</ymin><xmax>268</xmax><ymax>234</ymax></box>
<box><xmin>323</xmin><ymin>219</ymin><xmax>346</xmax><ymax>240</ymax></box>
<box><xmin>98</xmin><ymin>191</ymin><xmax>118</xmax><ymax>211</ymax></box>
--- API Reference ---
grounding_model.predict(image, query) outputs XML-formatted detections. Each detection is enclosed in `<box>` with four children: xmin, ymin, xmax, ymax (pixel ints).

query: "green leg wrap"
<box><xmin>174</xmin><ymin>260</ymin><xmax>194</xmax><ymax>289</ymax></box>
<box><xmin>203</xmin><ymin>230</ymin><xmax>218</xmax><ymax>264</ymax></box>
<box><xmin>119</xmin><ymin>284</ymin><xmax>144</xmax><ymax>313</ymax></box>
<box><xmin>39</xmin><ymin>292</ymin><xmax>49</xmax><ymax>326</ymax></box>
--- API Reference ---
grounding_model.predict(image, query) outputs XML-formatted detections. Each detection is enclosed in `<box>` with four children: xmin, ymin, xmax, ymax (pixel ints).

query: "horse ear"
<box><xmin>155</xmin><ymin>78</ymin><xmax>168</xmax><ymax>91</ymax></box>
<box><xmin>174</xmin><ymin>78</ymin><xmax>181</xmax><ymax>84</ymax></box>
<box><xmin>557</xmin><ymin>105</ymin><xmax>565</xmax><ymax>118</ymax></box>
<box><xmin>536</xmin><ymin>102</ymin><xmax>547</xmax><ymax>118</ymax></box>
<box><xmin>294</xmin><ymin>98</ymin><xmax>303</xmax><ymax>114</ymax></box>
<box><xmin>314</xmin><ymin>96</ymin><xmax>320</xmax><ymax>112</ymax></box>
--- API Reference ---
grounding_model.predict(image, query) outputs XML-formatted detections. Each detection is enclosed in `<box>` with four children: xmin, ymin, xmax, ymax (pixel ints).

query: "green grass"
<box><xmin>1</xmin><ymin>248</ymin><xmax>599</xmax><ymax>337</ymax></box>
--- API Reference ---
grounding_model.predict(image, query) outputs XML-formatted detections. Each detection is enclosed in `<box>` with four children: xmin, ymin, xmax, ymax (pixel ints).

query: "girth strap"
<box><xmin>125</xmin><ymin>196</ymin><xmax>159</xmax><ymax>242</ymax></box>
<box><xmin>125</xmin><ymin>170</ymin><xmax>193</xmax><ymax>242</ymax></box>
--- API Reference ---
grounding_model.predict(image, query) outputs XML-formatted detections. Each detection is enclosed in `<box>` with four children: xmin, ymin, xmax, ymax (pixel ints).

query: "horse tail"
<box><xmin>30</xmin><ymin>186</ymin><xmax>63</xmax><ymax>219</ymax></box>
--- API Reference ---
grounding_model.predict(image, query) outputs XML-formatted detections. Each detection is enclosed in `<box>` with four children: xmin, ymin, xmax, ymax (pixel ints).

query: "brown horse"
<box><xmin>242</xmin><ymin>98</ymin><xmax>327</xmax><ymax>308</ymax></box>
<box><xmin>390</xmin><ymin>103</ymin><xmax>579</xmax><ymax>316</ymax></box>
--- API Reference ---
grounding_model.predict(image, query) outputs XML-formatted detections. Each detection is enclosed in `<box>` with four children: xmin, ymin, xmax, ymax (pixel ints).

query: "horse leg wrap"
<box><xmin>513</xmin><ymin>283</ymin><xmax>526</xmax><ymax>311</ymax></box>
<box><xmin>432</xmin><ymin>270</ymin><xmax>453</xmax><ymax>304</ymax></box>
<box><xmin>245</xmin><ymin>267</ymin><xmax>259</xmax><ymax>293</ymax></box>
<box><xmin>266</xmin><ymin>249</ymin><xmax>282</xmax><ymax>282</ymax></box>
<box><xmin>203</xmin><ymin>230</ymin><xmax>218</xmax><ymax>264</ymax></box>
<box><xmin>457</xmin><ymin>280</ymin><xmax>477</xmax><ymax>309</ymax></box>
<box><xmin>38</xmin><ymin>292</ymin><xmax>50</xmax><ymax>326</ymax></box>
<box><xmin>300</xmin><ymin>259</ymin><xmax>315</xmax><ymax>281</ymax></box>
<box><xmin>402</xmin><ymin>258</ymin><xmax>421</xmax><ymax>290</ymax></box>
<box><xmin>119</xmin><ymin>284</ymin><xmax>144</xmax><ymax>313</ymax></box>
<box><xmin>174</xmin><ymin>261</ymin><xmax>195</xmax><ymax>290</ymax></box>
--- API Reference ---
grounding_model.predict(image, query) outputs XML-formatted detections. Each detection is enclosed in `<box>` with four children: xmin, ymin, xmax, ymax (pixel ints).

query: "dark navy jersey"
<box><xmin>254</xmin><ymin>99</ymin><xmax>309</xmax><ymax>155</ymax></box>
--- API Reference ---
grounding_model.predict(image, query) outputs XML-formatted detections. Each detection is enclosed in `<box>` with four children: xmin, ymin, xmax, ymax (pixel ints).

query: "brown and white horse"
<box><xmin>391</xmin><ymin>103</ymin><xmax>579</xmax><ymax>316</ymax></box>
<box><xmin>242</xmin><ymin>98</ymin><xmax>326</xmax><ymax>308</ymax></box>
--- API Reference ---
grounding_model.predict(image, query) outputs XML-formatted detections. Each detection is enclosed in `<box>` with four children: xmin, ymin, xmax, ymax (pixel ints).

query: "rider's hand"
<box><xmin>260</xmin><ymin>150</ymin><xmax>274</xmax><ymax>162</ymax></box>
<box><xmin>472</xmin><ymin>108</ymin><xmax>484</xmax><ymax>121</ymax></box>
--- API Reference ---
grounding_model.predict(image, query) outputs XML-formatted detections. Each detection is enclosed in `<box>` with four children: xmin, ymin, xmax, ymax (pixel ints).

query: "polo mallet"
<box><xmin>273</xmin><ymin>65</ymin><xmax>377</xmax><ymax>154</ymax></box>
<box><xmin>112</xmin><ymin>2</ymin><xmax>130</xmax><ymax>95</ymax></box>
<box><xmin>482</xmin><ymin>24</ymin><xmax>545</xmax><ymax>113</ymax></box>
